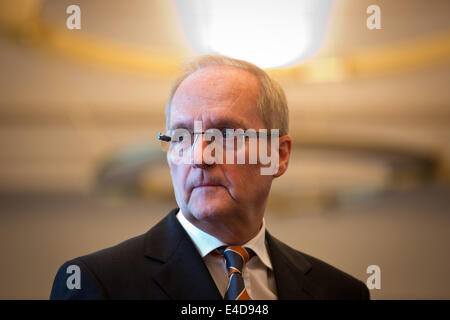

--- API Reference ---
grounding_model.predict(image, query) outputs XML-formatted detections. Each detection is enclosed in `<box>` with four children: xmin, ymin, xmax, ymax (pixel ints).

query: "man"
<box><xmin>51</xmin><ymin>55</ymin><xmax>370</xmax><ymax>300</ymax></box>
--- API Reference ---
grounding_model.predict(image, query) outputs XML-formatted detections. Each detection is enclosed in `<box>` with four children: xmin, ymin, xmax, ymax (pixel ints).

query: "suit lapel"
<box><xmin>266</xmin><ymin>231</ymin><xmax>325</xmax><ymax>299</ymax></box>
<box><xmin>143</xmin><ymin>209</ymin><xmax>323</xmax><ymax>299</ymax></box>
<box><xmin>144</xmin><ymin>208</ymin><xmax>222</xmax><ymax>300</ymax></box>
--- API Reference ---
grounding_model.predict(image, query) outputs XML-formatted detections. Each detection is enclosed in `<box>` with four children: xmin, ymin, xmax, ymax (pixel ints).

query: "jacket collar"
<box><xmin>143</xmin><ymin>208</ymin><xmax>222</xmax><ymax>299</ymax></box>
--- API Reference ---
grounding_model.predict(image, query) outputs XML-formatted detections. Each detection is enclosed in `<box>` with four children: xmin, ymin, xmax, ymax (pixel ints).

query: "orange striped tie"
<box><xmin>215</xmin><ymin>246</ymin><xmax>255</xmax><ymax>300</ymax></box>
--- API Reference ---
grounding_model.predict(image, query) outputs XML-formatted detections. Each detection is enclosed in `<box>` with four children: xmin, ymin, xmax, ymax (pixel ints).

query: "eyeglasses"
<box><xmin>157</xmin><ymin>128</ymin><xmax>273</xmax><ymax>152</ymax></box>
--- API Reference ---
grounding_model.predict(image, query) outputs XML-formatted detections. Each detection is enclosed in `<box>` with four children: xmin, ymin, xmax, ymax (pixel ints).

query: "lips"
<box><xmin>191</xmin><ymin>180</ymin><xmax>225</xmax><ymax>191</ymax></box>
<box><xmin>189</xmin><ymin>175</ymin><xmax>226</xmax><ymax>192</ymax></box>
<box><xmin>193</xmin><ymin>183</ymin><xmax>222</xmax><ymax>188</ymax></box>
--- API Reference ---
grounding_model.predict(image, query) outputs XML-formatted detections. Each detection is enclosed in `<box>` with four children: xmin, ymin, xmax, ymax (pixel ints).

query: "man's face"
<box><xmin>167</xmin><ymin>66</ymin><xmax>273</xmax><ymax>231</ymax></box>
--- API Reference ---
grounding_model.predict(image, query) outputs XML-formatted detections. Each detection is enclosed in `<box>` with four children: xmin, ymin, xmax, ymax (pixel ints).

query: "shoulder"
<box><xmin>50</xmin><ymin>233</ymin><xmax>148</xmax><ymax>299</ymax></box>
<box><xmin>267</xmin><ymin>234</ymin><xmax>370</xmax><ymax>300</ymax></box>
<box><xmin>300</xmin><ymin>250</ymin><xmax>370</xmax><ymax>299</ymax></box>
<box><xmin>72</xmin><ymin>232</ymin><xmax>148</xmax><ymax>272</ymax></box>
<box><xmin>56</xmin><ymin>208</ymin><xmax>181</xmax><ymax>279</ymax></box>
<box><xmin>50</xmin><ymin>209</ymin><xmax>183</xmax><ymax>299</ymax></box>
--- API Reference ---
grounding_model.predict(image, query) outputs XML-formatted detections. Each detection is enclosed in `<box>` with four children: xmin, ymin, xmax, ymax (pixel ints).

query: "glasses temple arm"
<box><xmin>158</xmin><ymin>132</ymin><xmax>171</xmax><ymax>142</ymax></box>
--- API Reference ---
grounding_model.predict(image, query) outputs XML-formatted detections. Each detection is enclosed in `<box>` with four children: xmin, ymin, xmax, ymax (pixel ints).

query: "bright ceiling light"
<box><xmin>174</xmin><ymin>0</ymin><xmax>333</xmax><ymax>69</ymax></box>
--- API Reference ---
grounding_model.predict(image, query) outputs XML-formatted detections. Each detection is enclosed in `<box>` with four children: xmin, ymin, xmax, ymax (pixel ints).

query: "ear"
<box><xmin>273</xmin><ymin>135</ymin><xmax>292</xmax><ymax>178</ymax></box>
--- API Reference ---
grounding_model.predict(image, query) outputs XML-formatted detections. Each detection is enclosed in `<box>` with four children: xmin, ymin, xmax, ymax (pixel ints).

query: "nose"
<box><xmin>191</xmin><ymin>133</ymin><xmax>216</xmax><ymax>169</ymax></box>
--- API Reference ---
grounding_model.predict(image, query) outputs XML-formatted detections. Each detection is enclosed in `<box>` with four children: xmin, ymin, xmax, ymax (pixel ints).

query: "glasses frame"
<box><xmin>158</xmin><ymin>129</ymin><xmax>274</xmax><ymax>147</ymax></box>
<box><xmin>157</xmin><ymin>129</ymin><xmax>277</xmax><ymax>153</ymax></box>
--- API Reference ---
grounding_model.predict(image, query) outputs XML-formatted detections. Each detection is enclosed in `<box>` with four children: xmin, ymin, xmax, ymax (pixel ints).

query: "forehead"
<box><xmin>169</xmin><ymin>66</ymin><xmax>264</xmax><ymax>130</ymax></box>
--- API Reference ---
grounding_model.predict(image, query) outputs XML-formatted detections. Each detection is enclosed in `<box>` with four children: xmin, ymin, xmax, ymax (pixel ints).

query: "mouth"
<box><xmin>191</xmin><ymin>181</ymin><xmax>227</xmax><ymax>191</ymax></box>
<box><xmin>190</xmin><ymin>183</ymin><xmax>232</xmax><ymax>199</ymax></box>
<box><xmin>193</xmin><ymin>184</ymin><xmax>223</xmax><ymax>189</ymax></box>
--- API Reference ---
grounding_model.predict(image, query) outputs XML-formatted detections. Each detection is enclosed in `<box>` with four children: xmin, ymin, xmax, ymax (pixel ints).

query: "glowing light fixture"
<box><xmin>174</xmin><ymin>0</ymin><xmax>333</xmax><ymax>69</ymax></box>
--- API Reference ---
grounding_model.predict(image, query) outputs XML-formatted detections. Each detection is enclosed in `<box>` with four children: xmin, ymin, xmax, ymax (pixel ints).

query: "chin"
<box><xmin>187</xmin><ymin>198</ymin><xmax>234</xmax><ymax>222</ymax></box>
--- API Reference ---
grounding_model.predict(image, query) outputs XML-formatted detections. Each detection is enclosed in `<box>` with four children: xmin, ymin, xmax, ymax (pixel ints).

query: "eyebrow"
<box><xmin>169</xmin><ymin>118</ymin><xmax>248</xmax><ymax>131</ymax></box>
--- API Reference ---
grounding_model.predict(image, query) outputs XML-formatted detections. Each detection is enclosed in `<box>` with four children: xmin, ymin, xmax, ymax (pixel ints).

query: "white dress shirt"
<box><xmin>176</xmin><ymin>210</ymin><xmax>278</xmax><ymax>300</ymax></box>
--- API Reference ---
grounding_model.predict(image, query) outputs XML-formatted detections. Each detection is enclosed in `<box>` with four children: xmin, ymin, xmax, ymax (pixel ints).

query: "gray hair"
<box><xmin>165</xmin><ymin>54</ymin><xmax>289</xmax><ymax>135</ymax></box>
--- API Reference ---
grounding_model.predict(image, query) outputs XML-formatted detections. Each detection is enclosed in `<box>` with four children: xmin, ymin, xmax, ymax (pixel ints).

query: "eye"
<box><xmin>171</xmin><ymin>128</ymin><xmax>190</xmax><ymax>143</ymax></box>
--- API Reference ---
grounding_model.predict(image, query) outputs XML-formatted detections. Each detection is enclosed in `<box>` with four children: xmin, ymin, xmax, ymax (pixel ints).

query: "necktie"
<box><xmin>215</xmin><ymin>246</ymin><xmax>255</xmax><ymax>300</ymax></box>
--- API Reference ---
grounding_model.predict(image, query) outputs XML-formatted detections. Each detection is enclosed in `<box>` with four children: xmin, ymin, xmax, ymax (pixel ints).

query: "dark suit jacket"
<box><xmin>50</xmin><ymin>208</ymin><xmax>370</xmax><ymax>300</ymax></box>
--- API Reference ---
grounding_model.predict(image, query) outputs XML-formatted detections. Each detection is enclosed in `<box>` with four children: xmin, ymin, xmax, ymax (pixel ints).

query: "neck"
<box><xmin>184</xmin><ymin>212</ymin><xmax>264</xmax><ymax>245</ymax></box>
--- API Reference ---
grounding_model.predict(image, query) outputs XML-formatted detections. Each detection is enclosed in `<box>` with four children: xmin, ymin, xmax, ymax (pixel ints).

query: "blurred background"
<box><xmin>0</xmin><ymin>0</ymin><xmax>449</xmax><ymax>299</ymax></box>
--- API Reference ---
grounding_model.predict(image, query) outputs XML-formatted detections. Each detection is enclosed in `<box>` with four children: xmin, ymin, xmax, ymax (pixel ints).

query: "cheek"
<box><xmin>169</xmin><ymin>164</ymin><xmax>189</xmax><ymax>194</ymax></box>
<box><xmin>224</xmin><ymin>164</ymin><xmax>268</xmax><ymax>195</ymax></box>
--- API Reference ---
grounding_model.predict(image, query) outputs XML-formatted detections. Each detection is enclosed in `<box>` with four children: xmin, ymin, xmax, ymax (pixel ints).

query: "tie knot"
<box><xmin>215</xmin><ymin>246</ymin><xmax>254</xmax><ymax>274</ymax></box>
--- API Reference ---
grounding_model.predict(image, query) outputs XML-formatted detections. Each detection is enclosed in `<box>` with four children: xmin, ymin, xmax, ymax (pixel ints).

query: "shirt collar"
<box><xmin>176</xmin><ymin>209</ymin><xmax>273</xmax><ymax>270</ymax></box>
